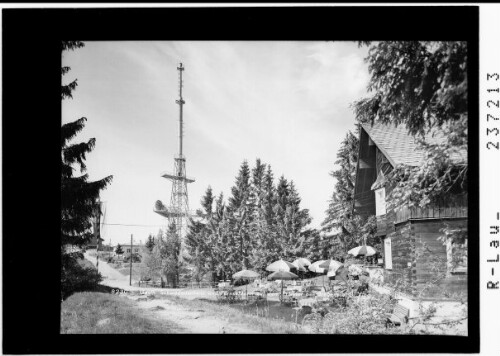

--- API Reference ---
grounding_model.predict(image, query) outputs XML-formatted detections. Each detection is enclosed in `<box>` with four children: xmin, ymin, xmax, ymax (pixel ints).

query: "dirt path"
<box><xmin>128</xmin><ymin>295</ymin><xmax>259</xmax><ymax>333</ymax></box>
<box><xmin>85</xmin><ymin>253</ymin><xmax>260</xmax><ymax>333</ymax></box>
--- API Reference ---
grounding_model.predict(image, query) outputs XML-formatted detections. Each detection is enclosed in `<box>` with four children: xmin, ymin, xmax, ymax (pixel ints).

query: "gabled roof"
<box><xmin>361</xmin><ymin>122</ymin><xmax>467</xmax><ymax>167</ymax></box>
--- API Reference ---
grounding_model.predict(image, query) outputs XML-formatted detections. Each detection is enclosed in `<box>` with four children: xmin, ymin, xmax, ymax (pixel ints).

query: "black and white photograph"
<box><xmin>59</xmin><ymin>39</ymin><xmax>471</xmax><ymax>335</ymax></box>
<box><xmin>2</xmin><ymin>4</ymin><xmax>493</xmax><ymax>355</ymax></box>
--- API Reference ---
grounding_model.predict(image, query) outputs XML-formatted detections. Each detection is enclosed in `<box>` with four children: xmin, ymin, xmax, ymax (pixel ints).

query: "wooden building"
<box><xmin>353</xmin><ymin>122</ymin><xmax>467</xmax><ymax>300</ymax></box>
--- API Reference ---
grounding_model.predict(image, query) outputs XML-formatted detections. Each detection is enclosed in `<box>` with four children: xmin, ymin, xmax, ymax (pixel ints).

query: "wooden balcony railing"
<box><xmin>376</xmin><ymin>195</ymin><xmax>467</xmax><ymax>235</ymax></box>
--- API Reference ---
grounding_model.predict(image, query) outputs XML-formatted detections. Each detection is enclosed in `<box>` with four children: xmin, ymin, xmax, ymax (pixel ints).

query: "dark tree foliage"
<box><xmin>164</xmin><ymin>223</ymin><xmax>182</xmax><ymax>287</ymax></box>
<box><xmin>61</xmin><ymin>252</ymin><xmax>102</xmax><ymax>300</ymax></box>
<box><xmin>115</xmin><ymin>243</ymin><xmax>124</xmax><ymax>255</ymax></box>
<box><xmin>353</xmin><ymin>41</ymin><xmax>467</xmax><ymax>137</ymax></box>
<box><xmin>184</xmin><ymin>159</ymin><xmax>314</xmax><ymax>279</ymax></box>
<box><xmin>61</xmin><ymin>42</ymin><xmax>113</xmax><ymax>248</ymax></box>
<box><xmin>353</xmin><ymin>41</ymin><xmax>467</xmax><ymax>211</ymax></box>
<box><xmin>61</xmin><ymin>41</ymin><xmax>112</xmax><ymax>299</ymax></box>
<box><xmin>145</xmin><ymin>234</ymin><xmax>156</xmax><ymax>253</ymax></box>
<box><xmin>322</xmin><ymin>131</ymin><xmax>378</xmax><ymax>259</ymax></box>
<box><xmin>185</xmin><ymin>186</ymin><xmax>215</xmax><ymax>281</ymax></box>
<box><xmin>227</xmin><ymin>160</ymin><xmax>253</xmax><ymax>270</ymax></box>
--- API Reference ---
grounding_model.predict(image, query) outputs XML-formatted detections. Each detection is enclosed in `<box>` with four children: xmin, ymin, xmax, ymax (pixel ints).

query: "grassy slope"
<box><xmin>61</xmin><ymin>292</ymin><xmax>184</xmax><ymax>334</ymax></box>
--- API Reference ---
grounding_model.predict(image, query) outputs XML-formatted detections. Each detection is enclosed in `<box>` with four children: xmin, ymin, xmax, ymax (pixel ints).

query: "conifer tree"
<box><xmin>61</xmin><ymin>41</ymin><xmax>112</xmax><ymax>298</ymax></box>
<box><xmin>164</xmin><ymin>223</ymin><xmax>182</xmax><ymax>287</ymax></box>
<box><xmin>353</xmin><ymin>41</ymin><xmax>467</xmax><ymax>210</ymax></box>
<box><xmin>185</xmin><ymin>186</ymin><xmax>214</xmax><ymax>282</ymax></box>
<box><xmin>274</xmin><ymin>176</ymin><xmax>290</xmax><ymax>257</ymax></box>
<box><xmin>145</xmin><ymin>234</ymin><xmax>155</xmax><ymax>253</ymax></box>
<box><xmin>262</xmin><ymin>165</ymin><xmax>276</xmax><ymax>227</ymax></box>
<box><xmin>115</xmin><ymin>244</ymin><xmax>124</xmax><ymax>255</ymax></box>
<box><xmin>321</xmin><ymin>130</ymin><xmax>376</xmax><ymax>258</ymax></box>
<box><xmin>285</xmin><ymin>181</ymin><xmax>312</xmax><ymax>258</ymax></box>
<box><xmin>247</xmin><ymin>159</ymin><xmax>267</xmax><ymax>270</ymax></box>
<box><xmin>213</xmin><ymin>192</ymin><xmax>231</xmax><ymax>280</ymax></box>
<box><xmin>227</xmin><ymin>161</ymin><xmax>252</xmax><ymax>271</ymax></box>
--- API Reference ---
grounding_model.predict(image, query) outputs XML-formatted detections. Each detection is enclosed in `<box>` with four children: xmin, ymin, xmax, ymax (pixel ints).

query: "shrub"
<box><xmin>123</xmin><ymin>253</ymin><xmax>141</xmax><ymax>263</ymax></box>
<box><xmin>233</xmin><ymin>279</ymin><xmax>250</xmax><ymax>287</ymax></box>
<box><xmin>61</xmin><ymin>252</ymin><xmax>103</xmax><ymax>300</ymax></box>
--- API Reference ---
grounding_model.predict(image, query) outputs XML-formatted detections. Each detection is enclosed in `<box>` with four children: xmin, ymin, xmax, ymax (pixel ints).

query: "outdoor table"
<box><xmin>298</xmin><ymin>297</ymin><xmax>316</xmax><ymax>308</ymax></box>
<box><xmin>216</xmin><ymin>287</ymin><xmax>237</xmax><ymax>302</ymax></box>
<box><xmin>287</xmin><ymin>285</ymin><xmax>302</xmax><ymax>292</ymax></box>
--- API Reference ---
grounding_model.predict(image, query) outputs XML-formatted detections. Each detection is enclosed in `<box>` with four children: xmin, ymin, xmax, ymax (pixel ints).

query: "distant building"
<box><xmin>116</xmin><ymin>244</ymin><xmax>146</xmax><ymax>259</ymax></box>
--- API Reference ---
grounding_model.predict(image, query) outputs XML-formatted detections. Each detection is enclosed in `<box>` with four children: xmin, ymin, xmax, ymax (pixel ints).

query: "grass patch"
<box><xmin>61</xmin><ymin>292</ymin><xmax>184</xmax><ymax>334</ymax></box>
<box><xmin>117</xmin><ymin>264</ymin><xmax>143</xmax><ymax>278</ymax></box>
<box><xmin>159</xmin><ymin>294</ymin><xmax>301</xmax><ymax>334</ymax></box>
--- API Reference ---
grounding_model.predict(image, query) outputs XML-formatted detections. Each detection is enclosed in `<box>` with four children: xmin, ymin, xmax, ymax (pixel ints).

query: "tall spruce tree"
<box><xmin>274</xmin><ymin>176</ymin><xmax>290</xmax><ymax>257</ymax></box>
<box><xmin>212</xmin><ymin>192</ymin><xmax>230</xmax><ymax>279</ymax></box>
<box><xmin>185</xmin><ymin>186</ymin><xmax>215</xmax><ymax>282</ymax></box>
<box><xmin>184</xmin><ymin>219</ymin><xmax>207</xmax><ymax>282</ymax></box>
<box><xmin>250</xmin><ymin>164</ymin><xmax>279</xmax><ymax>271</ymax></box>
<box><xmin>164</xmin><ymin>223</ymin><xmax>182</xmax><ymax>287</ymax></box>
<box><xmin>321</xmin><ymin>131</ymin><xmax>376</xmax><ymax>258</ymax></box>
<box><xmin>246</xmin><ymin>159</ymin><xmax>265</xmax><ymax>267</ymax></box>
<box><xmin>285</xmin><ymin>181</ymin><xmax>312</xmax><ymax>258</ymax></box>
<box><xmin>227</xmin><ymin>161</ymin><xmax>252</xmax><ymax>271</ymax></box>
<box><xmin>184</xmin><ymin>160</ymin><xmax>315</xmax><ymax>277</ymax></box>
<box><xmin>61</xmin><ymin>41</ymin><xmax>112</xmax><ymax>298</ymax></box>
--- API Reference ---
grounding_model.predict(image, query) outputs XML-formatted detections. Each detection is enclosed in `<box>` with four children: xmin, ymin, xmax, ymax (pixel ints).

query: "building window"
<box><xmin>384</xmin><ymin>237</ymin><xmax>392</xmax><ymax>270</ymax></box>
<box><xmin>375</xmin><ymin>187</ymin><xmax>386</xmax><ymax>216</ymax></box>
<box><xmin>446</xmin><ymin>237</ymin><xmax>467</xmax><ymax>275</ymax></box>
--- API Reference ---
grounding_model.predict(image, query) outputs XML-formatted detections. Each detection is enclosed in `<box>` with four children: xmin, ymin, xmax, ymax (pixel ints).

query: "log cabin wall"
<box><xmin>382</xmin><ymin>222</ymin><xmax>414</xmax><ymax>295</ymax></box>
<box><xmin>412</xmin><ymin>218</ymin><xmax>468</xmax><ymax>299</ymax></box>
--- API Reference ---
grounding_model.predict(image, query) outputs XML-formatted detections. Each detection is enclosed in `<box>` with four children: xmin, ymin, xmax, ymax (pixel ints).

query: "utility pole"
<box><xmin>130</xmin><ymin>234</ymin><xmax>133</xmax><ymax>286</ymax></box>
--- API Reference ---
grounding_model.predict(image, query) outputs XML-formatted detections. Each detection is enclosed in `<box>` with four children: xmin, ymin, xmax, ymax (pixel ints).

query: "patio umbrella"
<box><xmin>232</xmin><ymin>269</ymin><xmax>260</xmax><ymax>299</ymax></box>
<box><xmin>308</xmin><ymin>260</ymin><xmax>327</xmax><ymax>273</ymax></box>
<box><xmin>292</xmin><ymin>258</ymin><xmax>311</xmax><ymax>276</ymax></box>
<box><xmin>348</xmin><ymin>245</ymin><xmax>377</xmax><ymax>257</ymax></box>
<box><xmin>266</xmin><ymin>259</ymin><xmax>296</xmax><ymax>272</ymax></box>
<box><xmin>268</xmin><ymin>270</ymin><xmax>299</xmax><ymax>302</ymax></box>
<box><xmin>309</xmin><ymin>260</ymin><xmax>328</xmax><ymax>286</ymax></box>
<box><xmin>292</xmin><ymin>258</ymin><xmax>311</xmax><ymax>267</ymax></box>
<box><xmin>319</xmin><ymin>259</ymin><xmax>343</xmax><ymax>271</ymax></box>
<box><xmin>320</xmin><ymin>260</ymin><xmax>344</xmax><ymax>277</ymax></box>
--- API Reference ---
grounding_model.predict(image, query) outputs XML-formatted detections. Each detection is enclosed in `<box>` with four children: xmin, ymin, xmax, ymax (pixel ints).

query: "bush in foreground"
<box><xmin>61</xmin><ymin>252</ymin><xmax>103</xmax><ymax>300</ymax></box>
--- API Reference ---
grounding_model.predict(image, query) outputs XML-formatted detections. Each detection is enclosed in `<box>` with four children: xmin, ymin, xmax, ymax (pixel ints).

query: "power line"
<box><xmin>102</xmin><ymin>223</ymin><xmax>166</xmax><ymax>228</ymax></box>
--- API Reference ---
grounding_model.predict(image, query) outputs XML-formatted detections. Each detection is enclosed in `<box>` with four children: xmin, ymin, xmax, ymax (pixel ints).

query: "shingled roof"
<box><xmin>361</xmin><ymin>122</ymin><xmax>467</xmax><ymax>167</ymax></box>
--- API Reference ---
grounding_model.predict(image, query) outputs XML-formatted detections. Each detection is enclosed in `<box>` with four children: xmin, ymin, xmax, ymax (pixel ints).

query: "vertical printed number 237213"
<box><xmin>487</xmin><ymin>73</ymin><xmax>500</xmax><ymax>150</ymax></box>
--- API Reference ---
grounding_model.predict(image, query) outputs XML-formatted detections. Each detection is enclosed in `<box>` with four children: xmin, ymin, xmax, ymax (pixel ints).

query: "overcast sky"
<box><xmin>62</xmin><ymin>41</ymin><xmax>370</xmax><ymax>246</ymax></box>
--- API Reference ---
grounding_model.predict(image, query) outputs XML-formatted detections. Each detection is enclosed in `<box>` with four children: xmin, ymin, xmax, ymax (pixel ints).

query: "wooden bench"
<box><xmin>386</xmin><ymin>304</ymin><xmax>410</xmax><ymax>327</ymax></box>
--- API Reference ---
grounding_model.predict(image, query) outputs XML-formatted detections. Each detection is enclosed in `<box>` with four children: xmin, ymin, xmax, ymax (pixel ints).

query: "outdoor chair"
<box><xmin>301</xmin><ymin>311</ymin><xmax>322</xmax><ymax>333</ymax></box>
<box><xmin>321</xmin><ymin>312</ymin><xmax>337</xmax><ymax>334</ymax></box>
<box><xmin>234</xmin><ymin>290</ymin><xmax>244</xmax><ymax>302</ymax></box>
<box><xmin>386</xmin><ymin>303</ymin><xmax>410</xmax><ymax>328</ymax></box>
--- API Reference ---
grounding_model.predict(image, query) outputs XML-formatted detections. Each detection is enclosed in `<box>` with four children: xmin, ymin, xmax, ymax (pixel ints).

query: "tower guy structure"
<box><xmin>154</xmin><ymin>63</ymin><xmax>195</xmax><ymax>242</ymax></box>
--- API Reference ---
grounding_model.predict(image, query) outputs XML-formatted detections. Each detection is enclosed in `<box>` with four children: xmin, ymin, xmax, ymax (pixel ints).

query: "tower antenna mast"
<box><xmin>177</xmin><ymin>62</ymin><xmax>185</xmax><ymax>158</ymax></box>
<box><xmin>154</xmin><ymin>62</ymin><xmax>195</xmax><ymax>250</ymax></box>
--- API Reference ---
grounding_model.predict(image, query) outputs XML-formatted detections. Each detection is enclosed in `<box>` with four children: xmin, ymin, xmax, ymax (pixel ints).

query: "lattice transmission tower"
<box><xmin>154</xmin><ymin>63</ymin><xmax>195</xmax><ymax>243</ymax></box>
